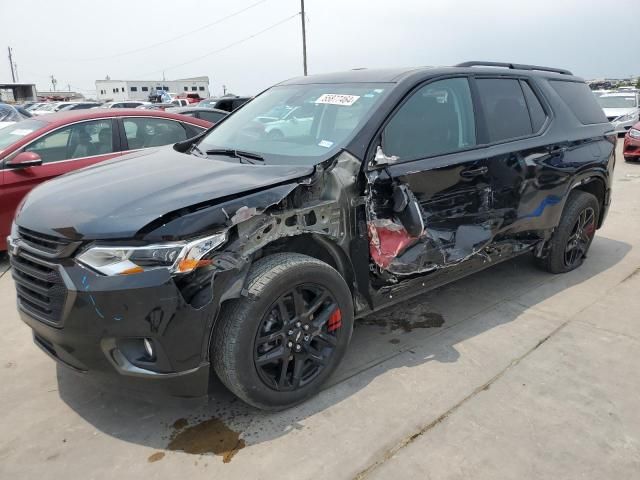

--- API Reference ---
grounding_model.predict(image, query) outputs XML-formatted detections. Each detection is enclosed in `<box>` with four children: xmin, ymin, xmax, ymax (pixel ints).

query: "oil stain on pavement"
<box><xmin>361</xmin><ymin>311</ymin><xmax>445</xmax><ymax>332</ymax></box>
<box><xmin>166</xmin><ymin>416</ymin><xmax>246</xmax><ymax>463</ymax></box>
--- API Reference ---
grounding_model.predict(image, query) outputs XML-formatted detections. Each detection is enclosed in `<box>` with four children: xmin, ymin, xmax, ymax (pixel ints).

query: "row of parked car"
<box><xmin>3</xmin><ymin>61</ymin><xmax>622</xmax><ymax>411</ymax></box>
<box><xmin>591</xmin><ymin>89</ymin><xmax>640</xmax><ymax>161</ymax></box>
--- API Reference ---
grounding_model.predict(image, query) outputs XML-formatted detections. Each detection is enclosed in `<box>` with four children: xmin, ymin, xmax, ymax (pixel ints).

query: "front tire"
<box><xmin>536</xmin><ymin>190</ymin><xmax>599</xmax><ymax>274</ymax></box>
<box><xmin>212</xmin><ymin>253</ymin><xmax>353</xmax><ymax>410</ymax></box>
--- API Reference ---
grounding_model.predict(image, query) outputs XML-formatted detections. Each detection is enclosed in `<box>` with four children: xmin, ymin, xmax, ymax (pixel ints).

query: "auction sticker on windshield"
<box><xmin>315</xmin><ymin>94</ymin><xmax>360</xmax><ymax>106</ymax></box>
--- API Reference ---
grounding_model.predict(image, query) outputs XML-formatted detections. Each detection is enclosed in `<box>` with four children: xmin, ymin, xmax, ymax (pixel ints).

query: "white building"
<box><xmin>95</xmin><ymin>76</ymin><xmax>210</xmax><ymax>101</ymax></box>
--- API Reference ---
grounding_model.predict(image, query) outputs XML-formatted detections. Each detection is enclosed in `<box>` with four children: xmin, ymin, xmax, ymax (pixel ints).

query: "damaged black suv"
<box><xmin>9</xmin><ymin>62</ymin><xmax>615</xmax><ymax>410</ymax></box>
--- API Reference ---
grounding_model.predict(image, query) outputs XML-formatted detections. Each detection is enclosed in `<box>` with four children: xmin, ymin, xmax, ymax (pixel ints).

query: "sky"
<box><xmin>1</xmin><ymin>0</ymin><xmax>637</xmax><ymax>98</ymax></box>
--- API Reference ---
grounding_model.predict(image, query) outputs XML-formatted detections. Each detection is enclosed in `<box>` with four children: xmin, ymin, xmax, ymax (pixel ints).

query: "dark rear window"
<box><xmin>476</xmin><ymin>78</ymin><xmax>533</xmax><ymax>142</ymax></box>
<box><xmin>549</xmin><ymin>81</ymin><xmax>608</xmax><ymax>125</ymax></box>
<box><xmin>198</xmin><ymin>110</ymin><xmax>226</xmax><ymax>123</ymax></box>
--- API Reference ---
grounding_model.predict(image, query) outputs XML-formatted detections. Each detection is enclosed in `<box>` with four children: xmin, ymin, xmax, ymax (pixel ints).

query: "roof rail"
<box><xmin>455</xmin><ymin>61</ymin><xmax>572</xmax><ymax>76</ymax></box>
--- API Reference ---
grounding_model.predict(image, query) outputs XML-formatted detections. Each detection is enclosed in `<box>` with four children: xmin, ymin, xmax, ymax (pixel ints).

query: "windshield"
<box><xmin>0</xmin><ymin>119</ymin><xmax>45</xmax><ymax>151</ymax></box>
<box><xmin>198</xmin><ymin>83</ymin><xmax>390</xmax><ymax>164</ymax></box>
<box><xmin>597</xmin><ymin>95</ymin><xmax>638</xmax><ymax>108</ymax></box>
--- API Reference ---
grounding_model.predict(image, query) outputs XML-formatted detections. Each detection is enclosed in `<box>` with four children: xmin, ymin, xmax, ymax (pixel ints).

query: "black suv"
<box><xmin>8</xmin><ymin>62</ymin><xmax>615</xmax><ymax>410</ymax></box>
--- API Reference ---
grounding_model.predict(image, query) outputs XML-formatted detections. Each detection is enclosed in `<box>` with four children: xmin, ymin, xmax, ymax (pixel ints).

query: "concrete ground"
<box><xmin>1</xmin><ymin>144</ymin><xmax>639</xmax><ymax>479</ymax></box>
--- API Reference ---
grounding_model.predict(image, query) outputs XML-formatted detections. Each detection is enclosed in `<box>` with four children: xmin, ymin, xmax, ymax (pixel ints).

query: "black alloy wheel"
<box><xmin>254</xmin><ymin>284</ymin><xmax>342</xmax><ymax>391</ymax></box>
<box><xmin>564</xmin><ymin>206</ymin><xmax>596</xmax><ymax>268</ymax></box>
<box><xmin>212</xmin><ymin>253</ymin><xmax>353</xmax><ymax>410</ymax></box>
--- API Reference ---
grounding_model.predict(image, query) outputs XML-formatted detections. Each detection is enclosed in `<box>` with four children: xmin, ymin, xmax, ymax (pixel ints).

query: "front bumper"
<box><xmin>10</xmin><ymin>247</ymin><xmax>237</xmax><ymax>399</ymax></box>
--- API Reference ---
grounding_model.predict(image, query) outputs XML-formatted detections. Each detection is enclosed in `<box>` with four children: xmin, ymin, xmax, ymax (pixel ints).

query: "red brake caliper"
<box><xmin>327</xmin><ymin>308</ymin><xmax>342</xmax><ymax>332</ymax></box>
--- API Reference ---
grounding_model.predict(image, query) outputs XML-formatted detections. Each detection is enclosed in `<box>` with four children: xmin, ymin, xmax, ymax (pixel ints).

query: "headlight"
<box><xmin>77</xmin><ymin>232</ymin><xmax>227</xmax><ymax>276</ymax></box>
<box><xmin>630</xmin><ymin>128</ymin><xmax>640</xmax><ymax>139</ymax></box>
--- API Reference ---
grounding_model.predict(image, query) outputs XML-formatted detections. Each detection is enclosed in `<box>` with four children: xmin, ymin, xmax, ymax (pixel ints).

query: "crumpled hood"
<box><xmin>16</xmin><ymin>146</ymin><xmax>314</xmax><ymax>240</ymax></box>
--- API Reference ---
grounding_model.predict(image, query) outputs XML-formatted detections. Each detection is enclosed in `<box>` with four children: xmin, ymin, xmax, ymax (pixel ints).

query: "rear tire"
<box><xmin>536</xmin><ymin>190</ymin><xmax>599</xmax><ymax>274</ymax></box>
<box><xmin>212</xmin><ymin>253</ymin><xmax>353</xmax><ymax>410</ymax></box>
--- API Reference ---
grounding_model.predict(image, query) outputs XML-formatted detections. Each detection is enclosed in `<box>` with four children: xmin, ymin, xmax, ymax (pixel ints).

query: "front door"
<box><xmin>365</xmin><ymin>76</ymin><xmax>525</xmax><ymax>279</ymax></box>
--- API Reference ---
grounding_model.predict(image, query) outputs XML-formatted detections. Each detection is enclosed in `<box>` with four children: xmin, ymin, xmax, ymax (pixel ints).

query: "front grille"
<box><xmin>10</xmin><ymin>251</ymin><xmax>68</xmax><ymax>326</ymax></box>
<box><xmin>18</xmin><ymin>227</ymin><xmax>76</xmax><ymax>258</ymax></box>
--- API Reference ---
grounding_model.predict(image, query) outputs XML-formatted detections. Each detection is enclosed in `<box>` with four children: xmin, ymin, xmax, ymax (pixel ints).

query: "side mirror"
<box><xmin>7</xmin><ymin>151</ymin><xmax>43</xmax><ymax>168</ymax></box>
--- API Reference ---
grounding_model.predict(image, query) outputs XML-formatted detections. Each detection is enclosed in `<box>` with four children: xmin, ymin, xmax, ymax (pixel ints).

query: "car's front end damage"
<box><xmin>8</xmin><ymin>147</ymin><xmax>366</xmax><ymax>399</ymax></box>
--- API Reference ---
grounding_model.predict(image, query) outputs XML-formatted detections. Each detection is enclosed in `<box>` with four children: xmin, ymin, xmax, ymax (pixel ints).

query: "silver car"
<box><xmin>597</xmin><ymin>92</ymin><xmax>640</xmax><ymax>134</ymax></box>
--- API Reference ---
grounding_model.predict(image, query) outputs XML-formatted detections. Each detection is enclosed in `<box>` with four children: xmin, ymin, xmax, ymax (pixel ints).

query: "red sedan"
<box><xmin>0</xmin><ymin>109</ymin><xmax>212</xmax><ymax>250</ymax></box>
<box><xmin>623</xmin><ymin>122</ymin><xmax>640</xmax><ymax>161</ymax></box>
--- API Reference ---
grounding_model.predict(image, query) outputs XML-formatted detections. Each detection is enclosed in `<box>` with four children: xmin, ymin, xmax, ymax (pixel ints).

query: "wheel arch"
<box><xmin>258</xmin><ymin>233</ymin><xmax>356</xmax><ymax>294</ymax></box>
<box><xmin>570</xmin><ymin>173</ymin><xmax>607</xmax><ymax>228</ymax></box>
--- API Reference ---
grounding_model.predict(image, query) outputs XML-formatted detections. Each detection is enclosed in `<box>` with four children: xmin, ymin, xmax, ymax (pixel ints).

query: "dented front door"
<box><xmin>365</xmin><ymin>76</ymin><xmax>520</xmax><ymax>278</ymax></box>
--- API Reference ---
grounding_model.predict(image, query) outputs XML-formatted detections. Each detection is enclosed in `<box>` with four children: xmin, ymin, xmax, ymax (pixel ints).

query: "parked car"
<box><xmin>171</xmin><ymin>99</ymin><xmax>190</xmax><ymax>107</ymax></box>
<box><xmin>24</xmin><ymin>102</ymin><xmax>48</xmax><ymax>112</ymax></box>
<box><xmin>8</xmin><ymin>62</ymin><xmax>615</xmax><ymax>410</ymax></box>
<box><xmin>58</xmin><ymin>102</ymin><xmax>102</xmax><ymax>111</ymax></box>
<box><xmin>176</xmin><ymin>93</ymin><xmax>202</xmax><ymax>104</ymax></box>
<box><xmin>597</xmin><ymin>92</ymin><xmax>640</xmax><ymax>135</ymax></box>
<box><xmin>0</xmin><ymin>104</ymin><xmax>28</xmax><ymax>129</ymax></box>
<box><xmin>136</xmin><ymin>103</ymin><xmax>173</xmax><ymax>111</ymax></box>
<box><xmin>198</xmin><ymin>95</ymin><xmax>251</xmax><ymax>112</ymax></box>
<box><xmin>99</xmin><ymin>101</ymin><xmax>152</xmax><ymax>109</ymax></box>
<box><xmin>0</xmin><ymin>109</ymin><xmax>212</xmax><ymax>250</ymax></box>
<box><xmin>165</xmin><ymin>106</ymin><xmax>228</xmax><ymax>123</ymax></box>
<box><xmin>622</xmin><ymin>122</ymin><xmax>640</xmax><ymax>161</ymax></box>
<box><xmin>30</xmin><ymin>103</ymin><xmax>64</xmax><ymax>116</ymax></box>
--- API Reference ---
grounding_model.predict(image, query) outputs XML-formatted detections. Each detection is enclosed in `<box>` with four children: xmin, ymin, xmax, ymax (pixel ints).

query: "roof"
<box><xmin>29</xmin><ymin>108</ymin><xmax>212</xmax><ymax>127</ymax></box>
<box><xmin>278</xmin><ymin>64</ymin><xmax>582</xmax><ymax>86</ymax></box>
<box><xmin>279</xmin><ymin>67</ymin><xmax>430</xmax><ymax>85</ymax></box>
<box><xmin>166</xmin><ymin>107</ymin><xmax>228</xmax><ymax>114</ymax></box>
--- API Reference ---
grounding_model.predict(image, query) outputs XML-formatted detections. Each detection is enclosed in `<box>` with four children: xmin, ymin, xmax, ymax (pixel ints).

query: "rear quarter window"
<box><xmin>549</xmin><ymin>81</ymin><xmax>608</xmax><ymax>125</ymax></box>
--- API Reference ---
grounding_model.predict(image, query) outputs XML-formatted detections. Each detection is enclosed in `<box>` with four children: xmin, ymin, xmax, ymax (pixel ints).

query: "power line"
<box><xmin>59</xmin><ymin>0</ymin><xmax>268</xmax><ymax>62</ymax></box>
<box><xmin>134</xmin><ymin>12</ymin><xmax>300</xmax><ymax>78</ymax></box>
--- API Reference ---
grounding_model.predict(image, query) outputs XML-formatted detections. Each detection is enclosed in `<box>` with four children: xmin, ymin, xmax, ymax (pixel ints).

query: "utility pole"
<box><xmin>67</xmin><ymin>84</ymin><xmax>71</xmax><ymax>92</ymax></box>
<box><xmin>300</xmin><ymin>0</ymin><xmax>307</xmax><ymax>76</ymax></box>
<box><xmin>222</xmin><ymin>84</ymin><xmax>227</xmax><ymax>95</ymax></box>
<box><xmin>50</xmin><ymin>75</ymin><xmax>57</xmax><ymax>92</ymax></box>
<box><xmin>7</xmin><ymin>46</ymin><xmax>16</xmax><ymax>83</ymax></box>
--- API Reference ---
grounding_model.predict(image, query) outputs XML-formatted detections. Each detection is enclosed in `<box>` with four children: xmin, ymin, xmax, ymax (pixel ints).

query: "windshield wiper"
<box><xmin>205</xmin><ymin>148</ymin><xmax>265</xmax><ymax>164</ymax></box>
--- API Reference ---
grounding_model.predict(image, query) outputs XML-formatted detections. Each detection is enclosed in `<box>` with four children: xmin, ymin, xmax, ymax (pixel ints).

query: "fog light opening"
<box><xmin>143</xmin><ymin>338</ymin><xmax>155</xmax><ymax>360</ymax></box>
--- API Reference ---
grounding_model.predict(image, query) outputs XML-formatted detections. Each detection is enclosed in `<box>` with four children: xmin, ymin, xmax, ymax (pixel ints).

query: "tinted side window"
<box><xmin>521</xmin><ymin>81</ymin><xmax>547</xmax><ymax>131</ymax></box>
<box><xmin>549</xmin><ymin>80</ymin><xmax>608</xmax><ymax>125</ymax></box>
<box><xmin>123</xmin><ymin>118</ymin><xmax>188</xmax><ymax>150</ymax></box>
<box><xmin>198</xmin><ymin>110</ymin><xmax>226</xmax><ymax>123</ymax></box>
<box><xmin>231</xmin><ymin>99</ymin><xmax>248</xmax><ymax>110</ymax></box>
<box><xmin>476</xmin><ymin>78</ymin><xmax>532</xmax><ymax>142</ymax></box>
<box><xmin>26</xmin><ymin>120</ymin><xmax>114</xmax><ymax>163</ymax></box>
<box><xmin>216</xmin><ymin>100</ymin><xmax>233</xmax><ymax>112</ymax></box>
<box><xmin>383</xmin><ymin>77</ymin><xmax>476</xmax><ymax>161</ymax></box>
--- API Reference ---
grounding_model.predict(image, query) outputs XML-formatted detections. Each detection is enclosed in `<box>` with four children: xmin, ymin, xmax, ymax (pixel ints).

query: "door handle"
<box><xmin>460</xmin><ymin>166</ymin><xmax>488</xmax><ymax>178</ymax></box>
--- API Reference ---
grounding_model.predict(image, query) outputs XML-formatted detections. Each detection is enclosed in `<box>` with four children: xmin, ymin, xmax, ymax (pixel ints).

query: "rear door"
<box><xmin>1</xmin><ymin>118</ymin><xmax>122</xmax><ymax>238</ymax></box>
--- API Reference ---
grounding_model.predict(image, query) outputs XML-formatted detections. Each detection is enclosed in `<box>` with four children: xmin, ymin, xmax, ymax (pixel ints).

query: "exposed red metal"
<box><xmin>367</xmin><ymin>220</ymin><xmax>417</xmax><ymax>269</ymax></box>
